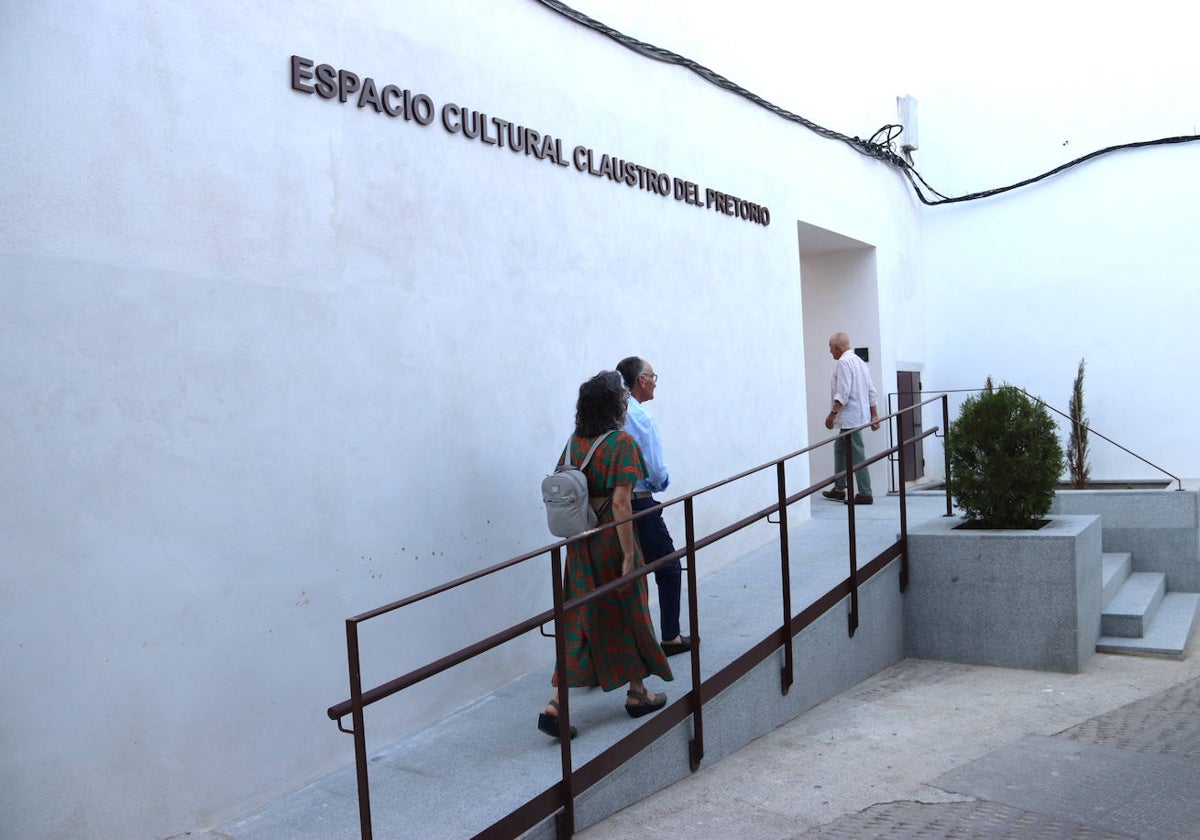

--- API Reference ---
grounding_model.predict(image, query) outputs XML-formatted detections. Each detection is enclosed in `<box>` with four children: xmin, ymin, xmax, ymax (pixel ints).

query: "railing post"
<box><xmin>683</xmin><ymin>498</ymin><xmax>705</xmax><ymax>771</ymax></box>
<box><xmin>896</xmin><ymin>411</ymin><xmax>909</xmax><ymax>592</ymax></box>
<box><xmin>942</xmin><ymin>395</ymin><xmax>954</xmax><ymax>517</ymax></box>
<box><xmin>346</xmin><ymin>620</ymin><xmax>373</xmax><ymax>840</ymax></box>
<box><xmin>549</xmin><ymin>546</ymin><xmax>575</xmax><ymax>840</ymax></box>
<box><xmin>843</xmin><ymin>433</ymin><xmax>859</xmax><ymax>637</ymax></box>
<box><xmin>885</xmin><ymin>391</ymin><xmax>897</xmax><ymax>495</ymax></box>
<box><xmin>775</xmin><ymin>461</ymin><xmax>794</xmax><ymax>695</ymax></box>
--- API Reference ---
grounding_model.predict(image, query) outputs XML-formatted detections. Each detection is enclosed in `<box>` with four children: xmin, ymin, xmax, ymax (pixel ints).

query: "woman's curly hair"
<box><xmin>574</xmin><ymin>370</ymin><xmax>628</xmax><ymax>437</ymax></box>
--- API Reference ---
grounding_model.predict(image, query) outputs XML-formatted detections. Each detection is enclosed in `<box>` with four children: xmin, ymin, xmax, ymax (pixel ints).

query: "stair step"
<box><xmin>1101</xmin><ymin>572</ymin><xmax>1165</xmax><ymax>638</ymax></box>
<box><xmin>1098</xmin><ymin>592</ymin><xmax>1200</xmax><ymax>658</ymax></box>
<box><xmin>1101</xmin><ymin>552</ymin><xmax>1133</xmax><ymax>605</ymax></box>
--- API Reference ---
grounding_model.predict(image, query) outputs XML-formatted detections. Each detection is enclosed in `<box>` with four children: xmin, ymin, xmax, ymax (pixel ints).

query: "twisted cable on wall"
<box><xmin>533</xmin><ymin>0</ymin><xmax>1200</xmax><ymax>206</ymax></box>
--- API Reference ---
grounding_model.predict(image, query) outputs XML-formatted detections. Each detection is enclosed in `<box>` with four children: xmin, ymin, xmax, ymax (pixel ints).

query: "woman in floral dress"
<box><xmin>539</xmin><ymin>370</ymin><xmax>672</xmax><ymax>738</ymax></box>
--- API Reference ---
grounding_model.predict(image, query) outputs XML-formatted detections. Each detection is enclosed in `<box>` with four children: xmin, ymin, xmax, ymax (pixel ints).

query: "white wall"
<box><xmin>915</xmin><ymin>2</ymin><xmax>1200</xmax><ymax>481</ymax></box>
<box><xmin>0</xmin><ymin>2</ymin><xmax>920</xmax><ymax>837</ymax></box>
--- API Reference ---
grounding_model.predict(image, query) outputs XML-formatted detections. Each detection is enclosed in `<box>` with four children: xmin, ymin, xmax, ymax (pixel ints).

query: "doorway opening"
<box><xmin>797</xmin><ymin>222</ymin><xmax>882</xmax><ymax>492</ymax></box>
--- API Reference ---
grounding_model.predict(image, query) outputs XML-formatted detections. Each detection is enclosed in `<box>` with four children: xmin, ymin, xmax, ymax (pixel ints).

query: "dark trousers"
<box><xmin>632</xmin><ymin>496</ymin><xmax>683</xmax><ymax>641</ymax></box>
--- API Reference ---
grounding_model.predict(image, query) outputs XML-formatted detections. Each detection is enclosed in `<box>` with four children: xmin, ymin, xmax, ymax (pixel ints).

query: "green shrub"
<box><xmin>948</xmin><ymin>384</ymin><xmax>1064</xmax><ymax>528</ymax></box>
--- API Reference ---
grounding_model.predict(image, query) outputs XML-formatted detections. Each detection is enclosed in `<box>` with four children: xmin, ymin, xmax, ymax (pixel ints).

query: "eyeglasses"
<box><xmin>641</xmin><ymin>372</ymin><xmax>658</xmax><ymax>383</ymax></box>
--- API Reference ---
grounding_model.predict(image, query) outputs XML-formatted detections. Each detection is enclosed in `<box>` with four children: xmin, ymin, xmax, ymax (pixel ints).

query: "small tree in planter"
<box><xmin>948</xmin><ymin>383</ymin><xmax>1064</xmax><ymax>528</ymax></box>
<box><xmin>910</xmin><ymin>381</ymin><xmax>1099</xmax><ymax>672</ymax></box>
<box><xmin>1067</xmin><ymin>358</ymin><xmax>1091</xmax><ymax>489</ymax></box>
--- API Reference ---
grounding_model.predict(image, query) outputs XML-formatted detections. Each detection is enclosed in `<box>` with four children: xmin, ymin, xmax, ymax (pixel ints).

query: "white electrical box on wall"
<box><xmin>897</xmin><ymin>95</ymin><xmax>919</xmax><ymax>153</ymax></box>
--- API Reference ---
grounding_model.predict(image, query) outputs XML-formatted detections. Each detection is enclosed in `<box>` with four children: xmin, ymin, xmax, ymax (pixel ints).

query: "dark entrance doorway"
<box><xmin>897</xmin><ymin>370</ymin><xmax>924</xmax><ymax>483</ymax></box>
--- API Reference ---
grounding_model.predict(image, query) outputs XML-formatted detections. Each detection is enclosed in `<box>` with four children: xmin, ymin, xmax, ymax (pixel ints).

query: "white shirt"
<box><xmin>830</xmin><ymin>351</ymin><xmax>877</xmax><ymax>429</ymax></box>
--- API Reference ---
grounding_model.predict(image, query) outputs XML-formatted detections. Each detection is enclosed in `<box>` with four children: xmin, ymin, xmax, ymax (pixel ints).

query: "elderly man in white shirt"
<box><xmin>822</xmin><ymin>332</ymin><xmax>881</xmax><ymax>504</ymax></box>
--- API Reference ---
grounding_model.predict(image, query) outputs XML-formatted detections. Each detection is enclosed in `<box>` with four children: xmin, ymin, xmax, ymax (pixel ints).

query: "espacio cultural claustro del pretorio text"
<box><xmin>290</xmin><ymin>54</ymin><xmax>771</xmax><ymax>226</ymax></box>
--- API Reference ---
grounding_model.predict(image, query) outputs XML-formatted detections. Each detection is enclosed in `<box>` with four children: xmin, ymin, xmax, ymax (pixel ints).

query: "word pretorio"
<box><xmin>290</xmin><ymin>56</ymin><xmax>770</xmax><ymax>227</ymax></box>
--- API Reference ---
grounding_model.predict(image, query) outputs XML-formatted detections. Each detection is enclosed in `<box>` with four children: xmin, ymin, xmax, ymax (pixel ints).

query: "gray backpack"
<box><xmin>542</xmin><ymin>431</ymin><xmax>617</xmax><ymax>538</ymax></box>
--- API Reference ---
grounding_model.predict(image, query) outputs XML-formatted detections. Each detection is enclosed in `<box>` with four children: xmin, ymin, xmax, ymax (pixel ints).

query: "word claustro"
<box><xmin>290</xmin><ymin>55</ymin><xmax>770</xmax><ymax>227</ymax></box>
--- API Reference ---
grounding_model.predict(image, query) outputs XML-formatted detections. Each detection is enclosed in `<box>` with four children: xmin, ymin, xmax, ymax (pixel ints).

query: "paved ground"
<box><xmin>577</xmin><ymin>641</ymin><xmax>1200</xmax><ymax>839</ymax></box>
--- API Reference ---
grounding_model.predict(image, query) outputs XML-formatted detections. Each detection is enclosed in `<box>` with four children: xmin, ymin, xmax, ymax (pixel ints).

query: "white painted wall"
<box><xmin>914</xmin><ymin>2</ymin><xmax>1200</xmax><ymax>481</ymax></box>
<box><xmin>0</xmin><ymin>2</ymin><xmax>920</xmax><ymax>837</ymax></box>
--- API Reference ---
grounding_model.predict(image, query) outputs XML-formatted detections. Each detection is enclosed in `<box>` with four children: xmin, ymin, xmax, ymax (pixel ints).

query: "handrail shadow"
<box><xmin>327</xmin><ymin>396</ymin><xmax>949</xmax><ymax>839</ymax></box>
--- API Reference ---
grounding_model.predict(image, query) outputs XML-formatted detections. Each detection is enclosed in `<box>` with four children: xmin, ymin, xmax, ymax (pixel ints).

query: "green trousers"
<box><xmin>833</xmin><ymin>429</ymin><xmax>872</xmax><ymax>496</ymax></box>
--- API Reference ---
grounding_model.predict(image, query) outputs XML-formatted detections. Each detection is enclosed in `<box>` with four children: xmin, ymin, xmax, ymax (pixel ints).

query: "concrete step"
<box><xmin>1101</xmin><ymin>572</ymin><xmax>1165</xmax><ymax>638</ymax></box>
<box><xmin>1097</xmin><ymin>592</ymin><xmax>1200</xmax><ymax>658</ymax></box>
<box><xmin>1101</xmin><ymin>552</ymin><xmax>1132</xmax><ymax>605</ymax></box>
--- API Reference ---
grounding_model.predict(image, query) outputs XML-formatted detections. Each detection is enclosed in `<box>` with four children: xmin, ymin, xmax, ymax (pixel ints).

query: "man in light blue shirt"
<box><xmin>617</xmin><ymin>356</ymin><xmax>691</xmax><ymax>656</ymax></box>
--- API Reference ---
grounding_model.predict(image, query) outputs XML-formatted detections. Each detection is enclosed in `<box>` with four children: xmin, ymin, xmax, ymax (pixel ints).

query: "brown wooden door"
<box><xmin>897</xmin><ymin>371</ymin><xmax>924</xmax><ymax>483</ymax></box>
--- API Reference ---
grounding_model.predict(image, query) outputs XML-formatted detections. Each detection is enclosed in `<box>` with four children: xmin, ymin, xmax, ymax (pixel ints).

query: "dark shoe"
<box><xmin>844</xmin><ymin>494</ymin><xmax>873</xmax><ymax>505</ymax></box>
<box><xmin>822</xmin><ymin>488</ymin><xmax>846</xmax><ymax>501</ymax></box>
<box><xmin>661</xmin><ymin>635</ymin><xmax>692</xmax><ymax>657</ymax></box>
<box><xmin>625</xmin><ymin>687</ymin><xmax>667</xmax><ymax>718</ymax></box>
<box><xmin>538</xmin><ymin>699</ymin><xmax>577</xmax><ymax>739</ymax></box>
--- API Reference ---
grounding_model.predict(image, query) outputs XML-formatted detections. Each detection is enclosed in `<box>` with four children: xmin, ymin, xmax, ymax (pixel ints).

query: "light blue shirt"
<box><xmin>624</xmin><ymin>396</ymin><xmax>670</xmax><ymax>494</ymax></box>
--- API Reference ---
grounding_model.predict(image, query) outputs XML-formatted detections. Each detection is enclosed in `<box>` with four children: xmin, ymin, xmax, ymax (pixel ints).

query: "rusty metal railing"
<box><xmin>884</xmin><ymin>387</ymin><xmax>1182</xmax><ymax>493</ymax></box>
<box><xmin>1020</xmin><ymin>389</ymin><xmax>1183</xmax><ymax>491</ymax></box>
<box><xmin>327</xmin><ymin>398</ymin><xmax>947</xmax><ymax>839</ymax></box>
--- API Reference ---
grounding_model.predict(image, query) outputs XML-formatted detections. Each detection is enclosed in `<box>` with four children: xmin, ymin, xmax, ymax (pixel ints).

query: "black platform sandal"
<box><xmin>537</xmin><ymin>699</ymin><xmax>578</xmax><ymax>739</ymax></box>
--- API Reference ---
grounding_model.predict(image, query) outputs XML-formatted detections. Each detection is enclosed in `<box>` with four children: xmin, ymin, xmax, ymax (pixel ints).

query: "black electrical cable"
<box><xmin>907</xmin><ymin>135</ymin><xmax>1200</xmax><ymax>205</ymax></box>
<box><xmin>533</xmin><ymin>0</ymin><xmax>1200</xmax><ymax>206</ymax></box>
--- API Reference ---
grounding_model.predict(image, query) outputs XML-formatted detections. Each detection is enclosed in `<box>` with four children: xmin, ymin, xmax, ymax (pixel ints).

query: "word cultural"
<box><xmin>289</xmin><ymin>56</ymin><xmax>770</xmax><ymax>227</ymax></box>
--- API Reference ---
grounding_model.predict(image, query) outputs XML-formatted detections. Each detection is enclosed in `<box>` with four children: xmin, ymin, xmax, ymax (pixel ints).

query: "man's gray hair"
<box><xmin>616</xmin><ymin>356</ymin><xmax>645</xmax><ymax>390</ymax></box>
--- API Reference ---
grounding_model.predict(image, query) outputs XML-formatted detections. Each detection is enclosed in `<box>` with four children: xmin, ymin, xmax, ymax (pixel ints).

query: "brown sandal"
<box><xmin>537</xmin><ymin>699</ymin><xmax>578</xmax><ymax>739</ymax></box>
<box><xmin>625</xmin><ymin>687</ymin><xmax>667</xmax><ymax>718</ymax></box>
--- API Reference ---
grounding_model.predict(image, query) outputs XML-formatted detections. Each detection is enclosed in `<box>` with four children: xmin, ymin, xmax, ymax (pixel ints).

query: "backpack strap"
<box><xmin>562</xmin><ymin>429</ymin><xmax>618</xmax><ymax>470</ymax></box>
<box><xmin>586</xmin><ymin>431</ymin><xmax>619</xmax><ymax>519</ymax></box>
<box><xmin>579</xmin><ymin>430</ymin><xmax>618</xmax><ymax>470</ymax></box>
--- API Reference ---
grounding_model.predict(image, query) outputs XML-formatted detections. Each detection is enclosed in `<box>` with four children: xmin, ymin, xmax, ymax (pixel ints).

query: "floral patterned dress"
<box><xmin>553</xmin><ymin>431</ymin><xmax>673</xmax><ymax>691</ymax></box>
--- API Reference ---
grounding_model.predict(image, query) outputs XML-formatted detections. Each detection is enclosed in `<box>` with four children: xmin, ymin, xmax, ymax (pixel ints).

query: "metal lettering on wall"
<box><xmin>289</xmin><ymin>55</ymin><xmax>771</xmax><ymax>227</ymax></box>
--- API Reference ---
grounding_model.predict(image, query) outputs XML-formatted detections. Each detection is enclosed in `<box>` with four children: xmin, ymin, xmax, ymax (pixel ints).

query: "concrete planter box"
<box><xmin>904</xmin><ymin>515</ymin><xmax>1102</xmax><ymax>673</ymax></box>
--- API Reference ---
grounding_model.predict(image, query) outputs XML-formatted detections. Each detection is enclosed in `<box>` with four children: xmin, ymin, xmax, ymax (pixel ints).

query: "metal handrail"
<box><xmin>884</xmin><ymin>386</ymin><xmax>1182</xmax><ymax>492</ymax></box>
<box><xmin>1019</xmin><ymin>389</ymin><xmax>1183</xmax><ymax>492</ymax></box>
<box><xmin>327</xmin><ymin>398</ymin><xmax>947</xmax><ymax>839</ymax></box>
